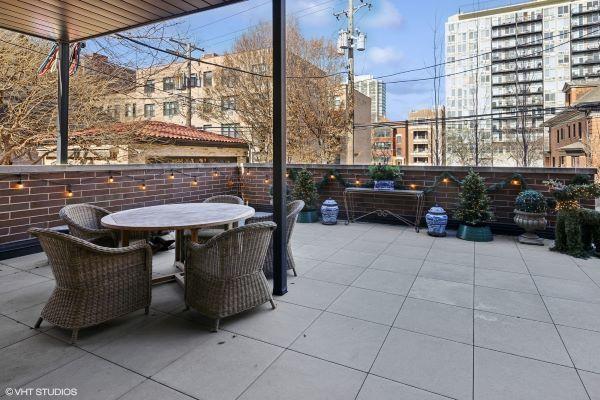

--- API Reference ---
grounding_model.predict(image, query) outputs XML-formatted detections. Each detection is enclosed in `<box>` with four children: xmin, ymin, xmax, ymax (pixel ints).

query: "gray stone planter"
<box><xmin>514</xmin><ymin>209</ymin><xmax>547</xmax><ymax>246</ymax></box>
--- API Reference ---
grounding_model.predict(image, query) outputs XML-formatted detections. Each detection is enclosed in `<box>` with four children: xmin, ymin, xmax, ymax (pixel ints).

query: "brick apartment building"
<box><xmin>544</xmin><ymin>81</ymin><xmax>600</xmax><ymax>168</ymax></box>
<box><xmin>372</xmin><ymin>108</ymin><xmax>446</xmax><ymax>165</ymax></box>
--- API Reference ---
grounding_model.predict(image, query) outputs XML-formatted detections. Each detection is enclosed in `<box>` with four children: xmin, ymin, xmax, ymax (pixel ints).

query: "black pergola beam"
<box><xmin>57</xmin><ymin>41</ymin><xmax>69</xmax><ymax>165</ymax></box>
<box><xmin>272</xmin><ymin>0</ymin><xmax>287</xmax><ymax>296</ymax></box>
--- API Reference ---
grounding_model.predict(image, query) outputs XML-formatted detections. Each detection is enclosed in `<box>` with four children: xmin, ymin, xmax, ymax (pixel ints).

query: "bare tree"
<box><xmin>203</xmin><ymin>21</ymin><xmax>350</xmax><ymax>163</ymax></box>
<box><xmin>431</xmin><ymin>12</ymin><xmax>444</xmax><ymax>166</ymax></box>
<box><xmin>0</xmin><ymin>33</ymin><xmax>136</xmax><ymax>164</ymax></box>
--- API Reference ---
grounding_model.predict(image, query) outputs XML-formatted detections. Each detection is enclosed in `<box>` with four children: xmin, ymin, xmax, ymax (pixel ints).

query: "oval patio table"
<box><xmin>101</xmin><ymin>203</ymin><xmax>255</xmax><ymax>284</ymax></box>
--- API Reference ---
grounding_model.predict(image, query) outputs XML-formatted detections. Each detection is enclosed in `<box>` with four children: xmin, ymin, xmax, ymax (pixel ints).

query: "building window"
<box><xmin>568</xmin><ymin>125</ymin><xmax>571</xmax><ymax>138</ymax></box>
<box><xmin>333</xmin><ymin>96</ymin><xmax>342</xmax><ymax>109</ymax></box>
<box><xmin>188</xmin><ymin>73</ymin><xmax>197</xmax><ymax>88</ymax></box>
<box><xmin>125</xmin><ymin>103</ymin><xmax>136</xmax><ymax>117</ymax></box>
<box><xmin>221</xmin><ymin>96</ymin><xmax>236</xmax><ymax>111</ymax></box>
<box><xmin>203</xmin><ymin>71</ymin><xmax>213</xmax><ymax>87</ymax></box>
<box><xmin>221</xmin><ymin>123</ymin><xmax>239</xmax><ymax>138</ymax></box>
<box><xmin>560</xmin><ymin>128</ymin><xmax>564</xmax><ymax>140</ymax></box>
<box><xmin>144</xmin><ymin>104</ymin><xmax>155</xmax><ymax>117</ymax></box>
<box><xmin>163</xmin><ymin>101</ymin><xmax>179</xmax><ymax>117</ymax></box>
<box><xmin>107</xmin><ymin>105</ymin><xmax>120</xmax><ymax>119</ymax></box>
<box><xmin>144</xmin><ymin>80</ymin><xmax>155</xmax><ymax>94</ymax></box>
<box><xmin>556</xmin><ymin>130</ymin><xmax>560</xmax><ymax>143</ymax></box>
<box><xmin>200</xmin><ymin>98</ymin><xmax>213</xmax><ymax>115</ymax></box>
<box><xmin>560</xmin><ymin>156</ymin><xmax>565</xmax><ymax>166</ymax></box>
<box><xmin>579</xmin><ymin>122</ymin><xmax>582</xmax><ymax>138</ymax></box>
<box><xmin>163</xmin><ymin>77</ymin><xmax>175</xmax><ymax>91</ymax></box>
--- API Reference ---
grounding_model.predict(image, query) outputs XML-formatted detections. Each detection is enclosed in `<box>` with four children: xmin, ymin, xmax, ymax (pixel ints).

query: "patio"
<box><xmin>1</xmin><ymin>222</ymin><xmax>600</xmax><ymax>400</ymax></box>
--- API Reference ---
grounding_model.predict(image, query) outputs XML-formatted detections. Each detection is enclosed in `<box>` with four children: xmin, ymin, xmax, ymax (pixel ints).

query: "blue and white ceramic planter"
<box><xmin>321</xmin><ymin>198</ymin><xmax>339</xmax><ymax>225</ymax></box>
<box><xmin>425</xmin><ymin>205</ymin><xmax>448</xmax><ymax>237</ymax></box>
<box><xmin>373</xmin><ymin>180</ymin><xmax>395</xmax><ymax>191</ymax></box>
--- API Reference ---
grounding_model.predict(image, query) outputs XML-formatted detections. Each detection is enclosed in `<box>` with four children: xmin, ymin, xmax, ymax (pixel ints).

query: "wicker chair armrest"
<box><xmin>30</xmin><ymin>227</ymin><xmax>148</xmax><ymax>255</ymax></box>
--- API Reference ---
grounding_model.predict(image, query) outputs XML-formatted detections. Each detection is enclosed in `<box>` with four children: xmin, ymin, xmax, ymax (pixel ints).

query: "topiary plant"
<box><xmin>454</xmin><ymin>169</ymin><xmax>494</xmax><ymax>226</ymax></box>
<box><xmin>292</xmin><ymin>169</ymin><xmax>319</xmax><ymax>211</ymax></box>
<box><xmin>515</xmin><ymin>190</ymin><xmax>547</xmax><ymax>214</ymax></box>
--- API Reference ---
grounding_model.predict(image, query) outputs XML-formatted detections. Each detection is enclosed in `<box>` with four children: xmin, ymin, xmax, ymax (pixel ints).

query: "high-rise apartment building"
<box><xmin>355</xmin><ymin>74</ymin><xmax>387</xmax><ymax>122</ymax></box>
<box><xmin>445</xmin><ymin>0</ymin><xmax>600</xmax><ymax>166</ymax></box>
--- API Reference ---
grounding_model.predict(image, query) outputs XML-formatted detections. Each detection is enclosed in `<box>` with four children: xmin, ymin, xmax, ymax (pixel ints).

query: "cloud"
<box><xmin>364</xmin><ymin>0</ymin><xmax>404</xmax><ymax>29</ymax></box>
<box><xmin>368</xmin><ymin>46</ymin><xmax>403</xmax><ymax>65</ymax></box>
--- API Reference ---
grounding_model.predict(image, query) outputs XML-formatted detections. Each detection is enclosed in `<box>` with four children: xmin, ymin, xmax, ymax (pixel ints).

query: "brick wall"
<box><xmin>0</xmin><ymin>164</ymin><xmax>240</xmax><ymax>245</ymax></box>
<box><xmin>241</xmin><ymin>164</ymin><xmax>598</xmax><ymax>235</ymax></box>
<box><xmin>0</xmin><ymin>163</ymin><xmax>597</xmax><ymax>246</ymax></box>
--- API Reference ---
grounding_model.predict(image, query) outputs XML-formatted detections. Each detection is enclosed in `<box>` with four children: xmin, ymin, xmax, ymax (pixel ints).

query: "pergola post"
<box><xmin>272</xmin><ymin>0</ymin><xmax>287</xmax><ymax>296</ymax></box>
<box><xmin>57</xmin><ymin>41</ymin><xmax>70</xmax><ymax>165</ymax></box>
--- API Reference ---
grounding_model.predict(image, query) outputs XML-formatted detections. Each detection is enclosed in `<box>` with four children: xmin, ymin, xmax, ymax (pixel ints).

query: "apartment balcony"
<box><xmin>572</xmin><ymin>57</ymin><xmax>600</xmax><ymax>66</ymax></box>
<box><xmin>572</xmin><ymin>41</ymin><xmax>600</xmax><ymax>53</ymax></box>
<box><xmin>572</xmin><ymin>3</ymin><xmax>600</xmax><ymax>15</ymax></box>
<box><xmin>571</xmin><ymin>17</ymin><xmax>600</xmax><ymax>28</ymax></box>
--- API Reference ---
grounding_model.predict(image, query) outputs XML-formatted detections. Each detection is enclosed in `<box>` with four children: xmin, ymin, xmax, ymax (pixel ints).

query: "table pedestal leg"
<box><xmin>120</xmin><ymin>230</ymin><xmax>130</xmax><ymax>247</ymax></box>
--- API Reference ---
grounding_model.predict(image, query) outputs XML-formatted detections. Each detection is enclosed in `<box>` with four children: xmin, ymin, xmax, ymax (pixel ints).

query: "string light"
<box><xmin>409</xmin><ymin>184</ymin><xmax>417</xmax><ymax>189</ymax></box>
<box><xmin>442</xmin><ymin>178</ymin><xmax>449</xmax><ymax>183</ymax></box>
<box><xmin>285</xmin><ymin>171</ymin><xmax>289</xmax><ymax>178</ymax></box>
<box><xmin>511</xmin><ymin>179</ymin><xmax>520</xmax><ymax>186</ymax></box>
<box><xmin>191</xmin><ymin>177</ymin><xmax>198</xmax><ymax>186</ymax></box>
<box><xmin>355</xmin><ymin>177</ymin><xmax>361</xmax><ymax>186</ymax></box>
<box><xmin>14</xmin><ymin>175</ymin><xmax>24</xmax><ymax>189</ymax></box>
<box><xmin>66</xmin><ymin>185</ymin><xmax>73</xmax><ymax>198</ymax></box>
<box><xmin>107</xmin><ymin>174</ymin><xmax>114</xmax><ymax>183</ymax></box>
<box><xmin>329</xmin><ymin>174</ymin><xmax>336</xmax><ymax>180</ymax></box>
<box><xmin>212</xmin><ymin>169</ymin><xmax>219</xmax><ymax>177</ymax></box>
<box><xmin>168</xmin><ymin>171</ymin><xmax>175</xmax><ymax>180</ymax></box>
<box><xmin>140</xmin><ymin>181</ymin><xmax>147</xmax><ymax>191</ymax></box>
<box><xmin>264</xmin><ymin>175</ymin><xmax>271</xmax><ymax>184</ymax></box>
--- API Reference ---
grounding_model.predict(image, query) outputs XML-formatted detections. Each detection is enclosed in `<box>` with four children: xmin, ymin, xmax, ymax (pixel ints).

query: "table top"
<box><xmin>101</xmin><ymin>203</ymin><xmax>255</xmax><ymax>231</ymax></box>
<box><xmin>345</xmin><ymin>187</ymin><xmax>424</xmax><ymax>195</ymax></box>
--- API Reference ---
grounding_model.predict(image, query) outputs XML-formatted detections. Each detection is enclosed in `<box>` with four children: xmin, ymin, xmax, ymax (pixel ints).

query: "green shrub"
<box><xmin>515</xmin><ymin>190</ymin><xmax>547</xmax><ymax>214</ymax></box>
<box><xmin>368</xmin><ymin>164</ymin><xmax>401</xmax><ymax>181</ymax></box>
<box><xmin>292</xmin><ymin>169</ymin><xmax>319</xmax><ymax>211</ymax></box>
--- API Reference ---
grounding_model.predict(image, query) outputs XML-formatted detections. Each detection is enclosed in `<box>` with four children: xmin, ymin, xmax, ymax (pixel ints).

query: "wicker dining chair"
<box><xmin>186</xmin><ymin>195</ymin><xmax>245</xmax><ymax>245</ymax></box>
<box><xmin>29</xmin><ymin>228</ymin><xmax>152</xmax><ymax>344</ymax></box>
<box><xmin>258</xmin><ymin>200</ymin><xmax>304</xmax><ymax>278</ymax></box>
<box><xmin>184</xmin><ymin>221</ymin><xmax>277</xmax><ymax>332</ymax></box>
<box><xmin>59</xmin><ymin>204</ymin><xmax>118</xmax><ymax>247</ymax></box>
<box><xmin>59</xmin><ymin>204</ymin><xmax>147</xmax><ymax>247</ymax></box>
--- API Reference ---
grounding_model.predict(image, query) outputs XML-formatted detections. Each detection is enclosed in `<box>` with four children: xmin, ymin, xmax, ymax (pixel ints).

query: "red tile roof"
<box><xmin>73</xmin><ymin>121</ymin><xmax>247</xmax><ymax>146</ymax></box>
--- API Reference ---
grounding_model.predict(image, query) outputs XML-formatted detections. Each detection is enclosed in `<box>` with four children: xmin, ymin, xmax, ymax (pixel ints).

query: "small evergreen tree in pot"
<box><xmin>292</xmin><ymin>169</ymin><xmax>319</xmax><ymax>223</ymax></box>
<box><xmin>454</xmin><ymin>170</ymin><xmax>494</xmax><ymax>241</ymax></box>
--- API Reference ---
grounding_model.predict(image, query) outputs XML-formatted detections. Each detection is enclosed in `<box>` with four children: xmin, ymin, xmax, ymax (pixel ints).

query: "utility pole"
<box><xmin>335</xmin><ymin>0</ymin><xmax>370</xmax><ymax>164</ymax></box>
<box><xmin>170</xmin><ymin>39</ymin><xmax>204</xmax><ymax>127</ymax></box>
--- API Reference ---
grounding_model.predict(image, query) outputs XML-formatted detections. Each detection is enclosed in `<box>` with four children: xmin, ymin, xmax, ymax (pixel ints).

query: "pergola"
<box><xmin>0</xmin><ymin>0</ymin><xmax>289</xmax><ymax>295</ymax></box>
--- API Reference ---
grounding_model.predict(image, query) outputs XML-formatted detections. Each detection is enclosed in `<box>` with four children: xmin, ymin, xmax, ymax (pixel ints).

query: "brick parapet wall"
<box><xmin>241</xmin><ymin>164</ymin><xmax>598</xmax><ymax>233</ymax></box>
<box><xmin>0</xmin><ymin>163</ymin><xmax>597</xmax><ymax>245</ymax></box>
<box><xmin>0</xmin><ymin>164</ymin><xmax>240</xmax><ymax>244</ymax></box>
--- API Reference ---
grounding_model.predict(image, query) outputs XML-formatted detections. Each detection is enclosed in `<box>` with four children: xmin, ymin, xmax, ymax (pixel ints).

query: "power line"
<box><xmin>188</xmin><ymin>0</ymin><xmax>271</xmax><ymax>33</ymax></box>
<box><xmin>380</xmin><ymin>27</ymin><xmax>600</xmax><ymax>84</ymax></box>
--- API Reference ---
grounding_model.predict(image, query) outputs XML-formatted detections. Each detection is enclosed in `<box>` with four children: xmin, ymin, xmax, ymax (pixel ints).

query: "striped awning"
<box><xmin>0</xmin><ymin>0</ymin><xmax>244</xmax><ymax>42</ymax></box>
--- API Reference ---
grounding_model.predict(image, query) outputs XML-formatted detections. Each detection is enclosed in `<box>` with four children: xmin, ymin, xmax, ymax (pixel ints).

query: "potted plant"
<box><xmin>292</xmin><ymin>169</ymin><xmax>319</xmax><ymax>223</ymax></box>
<box><xmin>514</xmin><ymin>190</ymin><xmax>547</xmax><ymax>246</ymax></box>
<box><xmin>454</xmin><ymin>170</ymin><xmax>494</xmax><ymax>242</ymax></box>
<box><xmin>368</xmin><ymin>164</ymin><xmax>401</xmax><ymax>191</ymax></box>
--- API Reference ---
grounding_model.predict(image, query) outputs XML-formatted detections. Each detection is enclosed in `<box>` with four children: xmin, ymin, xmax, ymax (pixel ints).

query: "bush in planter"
<box><xmin>292</xmin><ymin>169</ymin><xmax>319</xmax><ymax>223</ymax></box>
<box><xmin>368</xmin><ymin>164</ymin><xmax>401</xmax><ymax>190</ymax></box>
<box><xmin>514</xmin><ymin>190</ymin><xmax>547</xmax><ymax>246</ymax></box>
<box><xmin>454</xmin><ymin>170</ymin><xmax>494</xmax><ymax>241</ymax></box>
<box><xmin>515</xmin><ymin>190</ymin><xmax>547</xmax><ymax>214</ymax></box>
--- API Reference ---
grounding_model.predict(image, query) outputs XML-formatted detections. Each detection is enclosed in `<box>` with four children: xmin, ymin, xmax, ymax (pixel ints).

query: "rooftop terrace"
<box><xmin>2</xmin><ymin>222</ymin><xmax>600</xmax><ymax>400</ymax></box>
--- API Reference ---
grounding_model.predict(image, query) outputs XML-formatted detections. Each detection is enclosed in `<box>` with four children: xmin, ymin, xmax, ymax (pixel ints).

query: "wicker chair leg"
<box><xmin>144</xmin><ymin>306</ymin><xmax>150</xmax><ymax>315</ymax></box>
<box><xmin>70</xmin><ymin>329</ymin><xmax>79</xmax><ymax>344</ymax></box>
<box><xmin>211</xmin><ymin>319</ymin><xmax>220</xmax><ymax>333</ymax></box>
<box><xmin>184</xmin><ymin>304</ymin><xmax>190</xmax><ymax>311</ymax></box>
<box><xmin>34</xmin><ymin>317</ymin><xmax>43</xmax><ymax>329</ymax></box>
<box><xmin>270</xmin><ymin>299</ymin><xmax>276</xmax><ymax>309</ymax></box>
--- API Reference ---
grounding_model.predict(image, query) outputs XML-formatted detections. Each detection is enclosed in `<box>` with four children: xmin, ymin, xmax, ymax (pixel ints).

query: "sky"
<box><xmin>116</xmin><ymin>0</ymin><xmax>514</xmax><ymax>120</ymax></box>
